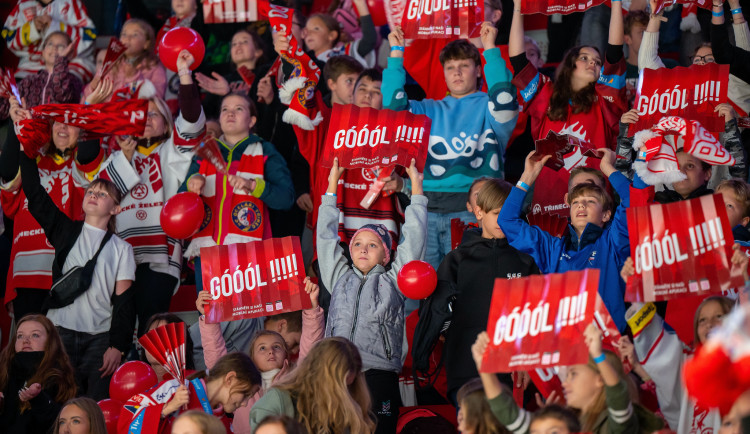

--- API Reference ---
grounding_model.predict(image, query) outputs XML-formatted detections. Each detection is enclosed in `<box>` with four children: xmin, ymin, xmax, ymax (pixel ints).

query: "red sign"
<box><xmin>653</xmin><ymin>0</ymin><xmax>711</xmax><ymax>14</ymax></box>
<box><xmin>200</xmin><ymin>237</ymin><xmax>311</xmax><ymax>323</ymax></box>
<box><xmin>450</xmin><ymin>218</ymin><xmax>477</xmax><ymax>250</ymax></box>
<box><xmin>526</xmin><ymin>212</ymin><xmax>569</xmax><ymax>238</ymax></box>
<box><xmin>629</xmin><ymin>63</ymin><xmax>729</xmax><ymax>135</ymax></box>
<box><xmin>100</xmin><ymin>37</ymin><xmax>127</xmax><ymax>78</ymax></box>
<box><xmin>202</xmin><ymin>0</ymin><xmax>260</xmax><ymax>23</ymax></box>
<box><xmin>322</xmin><ymin>104</ymin><xmax>431</xmax><ymax>171</ymax></box>
<box><xmin>481</xmin><ymin>270</ymin><xmax>599</xmax><ymax>373</ymax></box>
<box><xmin>534</xmin><ymin>131</ymin><xmax>602</xmax><ymax>172</ymax></box>
<box><xmin>400</xmin><ymin>0</ymin><xmax>483</xmax><ymax>39</ymax></box>
<box><xmin>626</xmin><ymin>194</ymin><xmax>745</xmax><ymax>302</ymax></box>
<box><xmin>521</xmin><ymin>0</ymin><xmax>607</xmax><ymax>15</ymax></box>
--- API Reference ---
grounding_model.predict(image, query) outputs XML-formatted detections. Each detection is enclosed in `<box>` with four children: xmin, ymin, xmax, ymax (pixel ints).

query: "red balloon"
<box><xmin>158</xmin><ymin>27</ymin><xmax>205</xmax><ymax>72</ymax></box>
<box><xmin>109</xmin><ymin>361</ymin><xmax>158</xmax><ymax>403</ymax></box>
<box><xmin>160</xmin><ymin>192</ymin><xmax>205</xmax><ymax>239</ymax></box>
<box><xmin>97</xmin><ymin>398</ymin><xmax>123</xmax><ymax>434</ymax></box>
<box><xmin>397</xmin><ymin>260</ymin><xmax>437</xmax><ymax>299</ymax></box>
<box><xmin>366</xmin><ymin>0</ymin><xmax>388</xmax><ymax>26</ymax></box>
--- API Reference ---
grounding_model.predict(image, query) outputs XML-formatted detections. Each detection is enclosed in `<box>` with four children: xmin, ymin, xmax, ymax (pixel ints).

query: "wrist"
<box><xmin>592</xmin><ymin>352</ymin><xmax>606</xmax><ymax>364</ymax></box>
<box><xmin>731</xmin><ymin>6</ymin><xmax>742</xmax><ymax>14</ymax></box>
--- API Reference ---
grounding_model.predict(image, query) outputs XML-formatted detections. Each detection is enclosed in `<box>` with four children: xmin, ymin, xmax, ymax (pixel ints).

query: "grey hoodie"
<box><xmin>317</xmin><ymin>193</ymin><xmax>428</xmax><ymax>372</ymax></box>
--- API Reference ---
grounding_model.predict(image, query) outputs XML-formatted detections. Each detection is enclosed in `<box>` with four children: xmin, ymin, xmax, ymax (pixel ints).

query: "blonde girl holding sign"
<box><xmin>472</xmin><ymin>323</ymin><xmax>664</xmax><ymax>434</ymax></box>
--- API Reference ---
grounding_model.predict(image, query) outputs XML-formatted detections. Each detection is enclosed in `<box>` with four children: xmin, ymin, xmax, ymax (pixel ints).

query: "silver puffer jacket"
<box><xmin>317</xmin><ymin>193</ymin><xmax>428</xmax><ymax>372</ymax></box>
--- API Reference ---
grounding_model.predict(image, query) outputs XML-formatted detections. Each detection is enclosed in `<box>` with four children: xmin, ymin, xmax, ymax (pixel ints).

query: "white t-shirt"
<box><xmin>47</xmin><ymin>223</ymin><xmax>136</xmax><ymax>334</ymax></box>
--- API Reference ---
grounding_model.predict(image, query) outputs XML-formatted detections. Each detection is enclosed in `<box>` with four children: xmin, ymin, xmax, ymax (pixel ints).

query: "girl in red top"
<box><xmin>119</xmin><ymin>352</ymin><xmax>261</xmax><ymax>434</ymax></box>
<box><xmin>508</xmin><ymin>0</ymin><xmax>627</xmax><ymax>216</ymax></box>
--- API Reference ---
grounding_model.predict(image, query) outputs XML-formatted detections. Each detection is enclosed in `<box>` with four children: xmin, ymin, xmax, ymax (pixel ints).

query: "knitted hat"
<box><xmin>632</xmin><ymin>116</ymin><xmax>734</xmax><ymax>186</ymax></box>
<box><xmin>349</xmin><ymin>224</ymin><xmax>393</xmax><ymax>266</ymax></box>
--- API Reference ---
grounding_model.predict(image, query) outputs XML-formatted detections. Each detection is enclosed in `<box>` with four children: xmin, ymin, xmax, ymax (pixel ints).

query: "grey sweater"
<box><xmin>317</xmin><ymin>193</ymin><xmax>428</xmax><ymax>372</ymax></box>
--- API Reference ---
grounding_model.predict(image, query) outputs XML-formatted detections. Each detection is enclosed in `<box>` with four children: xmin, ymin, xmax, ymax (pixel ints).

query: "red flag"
<box><xmin>322</xmin><ymin>104</ymin><xmax>431</xmax><ymax>171</ymax></box>
<box><xmin>195</xmin><ymin>137</ymin><xmax>228</xmax><ymax>174</ymax></box>
<box><xmin>0</xmin><ymin>68</ymin><xmax>20</xmax><ymax>102</ymax></box>
<box><xmin>521</xmin><ymin>0</ymin><xmax>608</xmax><ymax>15</ymax></box>
<box><xmin>400</xmin><ymin>0</ymin><xmax>483</xmax><ymax>39</ymax></box>
<box><xmin>481</xmin><ymin>270</ymin><xmax>599</xmax><ymax>373</ymax></box>
<box><xmin>626</xmin><ymin>194</ymin><xmax>745</xmax><ymax>302</ymax></box>
<box><xmin>534</xmin><ymin>131</ymin><xmax>602</xmax><ymax>172</ymax></box>
<box><xmin>100</xmin><ymin>38</ymin><xmax>127</xmax><ymax>78</ymax></box>
<box><xmin>201</xmin><ymin>236</ymin><xmax>310</xmax><ymax>323</ymax></box>
<box><xmin>629</xmin><ymin>63</ymin><xmax>729</xmax><ymax>135</ymax></box>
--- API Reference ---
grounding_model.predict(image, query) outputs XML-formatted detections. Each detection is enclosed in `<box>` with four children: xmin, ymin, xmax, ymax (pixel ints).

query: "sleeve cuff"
<box><xmin>387</xmin><ymin>56</ymin><xmax>405</xmax><ymax>69</ymax></box>
<box><xmin>252</xmin><ymin>178</ymin><xmax>266</xmax><ymax>197</ymax></box>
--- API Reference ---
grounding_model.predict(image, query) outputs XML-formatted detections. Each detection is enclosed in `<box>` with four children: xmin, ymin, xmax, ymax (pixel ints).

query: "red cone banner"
<box><xmin>200</xmin><ymin>236</ymin><xmax>310</xmax><ymax>323</ymax></box>
<box><xmin>626</xmin><ymin>194</ymin><xmax>745</xmax><ymax>302</ymax></box>
<box><xmin>138</xmin><ymin>322</ymin><xmax>186</xmax><ymax>383</ymax></box>
<box><xmin>400</xmin><ymin>0</ymin><xmax>483</xmax><ymax>39</ymax></box>
<box><xmin>482</xmin><ymin>269</ymin><xmax>599</xmax><ymax>373</ymax></box>
<box><xmin>629</xmin><ymin>63</ymin><xmax>729</xmax><ymax>135</ymax></box>
<box><xmin>322</xmin><ymin>104</ymin><xmax>431</xmax><ymax>171</ymax></box>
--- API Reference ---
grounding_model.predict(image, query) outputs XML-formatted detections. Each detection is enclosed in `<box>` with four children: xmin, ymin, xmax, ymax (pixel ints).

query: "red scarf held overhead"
<box><xmin>19</xmin><ymin>100</ymin><xmax>149</xmax><ymax>158</ymax></box>
<box><xmin>258</xmin><ymin>0</ymin><xmax>323</xmax><ymax>130</ymax></box>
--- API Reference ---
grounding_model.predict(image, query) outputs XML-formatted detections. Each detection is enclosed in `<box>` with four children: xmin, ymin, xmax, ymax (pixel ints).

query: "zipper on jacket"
<box><xmin>379</xmin><ymin>323</ymin><xmax>392</xmax><ymax>360</ymax></box>
<box><xmin>349</xmin><ymin>276</ymin><xmax>368</xmax><ymax>341</ymax></box>
<box><xmin>41</xmin><ymin>71</ymin><xmax>53</xmax><ymax>105</ymax></box>
<box><xmin>215</xmin><ymin>147</ymin><xmax>233</xmax><ymax>243</ymax></box>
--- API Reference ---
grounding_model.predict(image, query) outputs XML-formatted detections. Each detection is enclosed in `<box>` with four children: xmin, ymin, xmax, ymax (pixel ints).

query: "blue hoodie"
<box><xmin>381</xmin><ymin>48</ymin><xmax>518</xmax><ymax>193</ymax></box>
<box><xmin>497</xmin><ymin>171</ymin><xmax>632</xmax><ymax>331</ymax></box>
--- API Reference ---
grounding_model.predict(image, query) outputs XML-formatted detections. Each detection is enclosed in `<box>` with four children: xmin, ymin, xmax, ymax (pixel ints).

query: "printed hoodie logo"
<box><xmin>558</xmin><ymin>122</ymin><xmax>590</xmax><ymax>171</ymax></box>
<box><xmin>428</xmin><ymin>129</ymin><xmax>498</xmax><ymax>176</ymax></box>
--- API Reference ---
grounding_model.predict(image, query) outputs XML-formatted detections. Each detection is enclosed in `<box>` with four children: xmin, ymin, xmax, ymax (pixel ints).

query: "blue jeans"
<box><xmin>580</xmin><ymin>5</ymin><xmax>610</xmax><ymax>55</ymax></box>
<box><xmin>424</xmin><ymin>210</ymin><xmax>476</xmax><ymax>271</ymax></box>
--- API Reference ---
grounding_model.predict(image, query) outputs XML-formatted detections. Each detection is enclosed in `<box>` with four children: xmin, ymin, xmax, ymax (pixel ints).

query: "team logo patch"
<box><xmin>136</xmin><ymin>210</ymin><xmax>148</xmax><ymax>221</ymax></box>
<box><xmin>131</xmin><ymin>183</ymin><xmax>148</xmax><ymax>200</ymax></box>
<box><xmin>232</xmin><ymin>201</ymin><xmax>262</xmax><ymax>232</ymax></box>
<box><xmin>199</xmin><ymin>202</ymin><xmax>212</xmax><ymax>231</ymax></box>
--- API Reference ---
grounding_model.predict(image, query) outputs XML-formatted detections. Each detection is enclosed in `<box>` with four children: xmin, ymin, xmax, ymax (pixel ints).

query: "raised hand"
<box><xmin>620</xmin><ymin>108</ymin><xmax>640</xmax><ymax>125</ymax></box>
<box><xmin>388</xmin><ymin>26</ymin><xmax>405</xmax><ymax>58</ymax></box>
<box><xmin>196</xmin><ymin>290</ymin><xmax>211</xmax><ymax>315</ymax></box>
<box><xmin>479</xmin><ymin>21</ymin><xmax>498</xmax><ymax>50</ymax></box>
<box><xmin>303</xmin><ymin>276</ymin><xmax>320</xmax><ymax>309</ymax></box>
<box><xmin>327</xmin><ymin>158</ymin><xmax>345</xmax><ymax>194</ymax></box>
<box><xmin>195</xmin><ymin>72</ymin><xmax>230</xmax><ymax>96</ymax></box>
<box><xmin>404</xmin><ymin>159</ymin><xmax>423</xmax><ymax>195</ymax></box>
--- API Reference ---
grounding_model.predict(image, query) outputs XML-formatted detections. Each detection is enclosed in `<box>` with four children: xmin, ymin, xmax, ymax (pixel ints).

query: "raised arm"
<box><xmin>381</xmin><ymin>26</ymin><xmax>411</xmax><ymax>112</ymax></box>
<box><xmin>315</xmin><ymin>160</ymin><xmax>351</xmax><ymax>292</ymax></box>
<box><xmin>508</xmin><ymin>0</ymin><xmax>525</xmax><ymax>57</ymax></box>
<box><xmin>639</xmin><ymin>0</ymin><xmax>667</xmax><ymax>70</ymax></box>
<box><xmin>609</xmin><ymin>0</ymin><xmax>624</xmax><ymax>46</ymax></box>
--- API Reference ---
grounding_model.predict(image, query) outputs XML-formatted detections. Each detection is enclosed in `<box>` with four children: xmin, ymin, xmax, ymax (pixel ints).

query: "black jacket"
<box><xmin>412</xmin><ymin>228</ymin><xmax>539</xmax><ymax>393</ymax></box>
<box><xmin>654</xmin><ymin>184</ymin><xmax>713</xmax><ymax>204</ymax></box>
<box><xmin>0</xmin><ymin>352</ymin><xmax>61</xmax><ymax>434</ymax></box>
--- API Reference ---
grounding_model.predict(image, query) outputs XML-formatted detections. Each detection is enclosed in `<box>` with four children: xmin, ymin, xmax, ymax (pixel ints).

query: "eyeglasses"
<box><xmin>85</xmin><ymin>190</ymin><xmax>110</xmax><ymax>200</ymax></box>
<box><xmin>692</xmin><ymin>55</ymin><xmax>715</xmax><ymax>64</ymax></box>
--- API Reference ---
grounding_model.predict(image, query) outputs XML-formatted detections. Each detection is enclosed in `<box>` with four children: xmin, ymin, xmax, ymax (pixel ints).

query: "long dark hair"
<box><xmin>0</xmin><ymin>315</ymin><xmax>77</xmax><ymax>412</ymax></box>
<box><xmin>548</xmin><ymin>45</ymin><xmax>600</xmax><ymax>122</ymax></box>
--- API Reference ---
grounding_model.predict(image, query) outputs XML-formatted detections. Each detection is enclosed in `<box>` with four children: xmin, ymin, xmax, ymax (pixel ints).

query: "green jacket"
<box><xmin>248</xmin><ymin>387</ymin><xmax>296</xmax><ymax>433</ymax></box>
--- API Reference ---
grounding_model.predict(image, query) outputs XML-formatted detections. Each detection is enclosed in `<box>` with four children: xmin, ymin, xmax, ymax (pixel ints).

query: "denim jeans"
<box><xmin>57</xmin><ymin>327</ymin><xmax>112</xmax><ymax>400</ymax></box>
<box><xmin>424</xmin><ymin>210</ymin><xmax>476</xmax><ymax>271</ymax></box>
<box><xmin>580</xmin><ymin>5</ymin><xmax>610</xmax><ymax>55</ymax></box>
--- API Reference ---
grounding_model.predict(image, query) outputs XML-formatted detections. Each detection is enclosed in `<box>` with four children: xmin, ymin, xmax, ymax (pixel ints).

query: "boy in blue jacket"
<box><xmin>381</xmin><ymin>22</ymin><xmax>518</xmax><ymax>270</ymax></box>
<box><xmin>498</xmin><ymin>149</ymin><xmax>631</xmax><ymax>331</ymax></box>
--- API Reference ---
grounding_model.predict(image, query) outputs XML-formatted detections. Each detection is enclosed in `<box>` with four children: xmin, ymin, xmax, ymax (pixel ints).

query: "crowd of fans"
<box><xmin>1</xmin><ymin>0</ymin><xmax>750</xmax><ymax>432</ymax></box>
